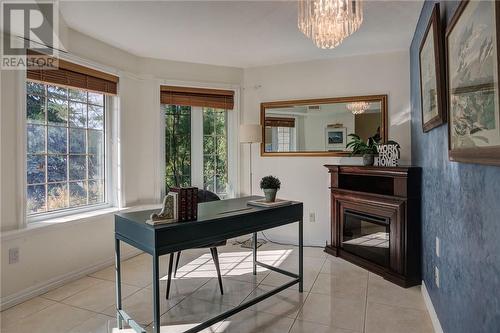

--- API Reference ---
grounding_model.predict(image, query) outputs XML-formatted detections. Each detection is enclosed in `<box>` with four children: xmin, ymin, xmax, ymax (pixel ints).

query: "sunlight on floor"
<box><xmin>160</xmin><ymin>249</ymin><xmax>293</xmax><ymax>280</ymax></box>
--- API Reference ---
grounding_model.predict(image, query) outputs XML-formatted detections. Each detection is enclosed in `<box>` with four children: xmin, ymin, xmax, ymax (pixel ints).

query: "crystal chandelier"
<box><xmin>347</xmin><ymin>101</ymin><xmax>370</xmax><ymax>114</ymax></box>
<box><xmin>298</xmin><ymin>0</ymin><xmax>364</xmax><ymax>49</ymax></box>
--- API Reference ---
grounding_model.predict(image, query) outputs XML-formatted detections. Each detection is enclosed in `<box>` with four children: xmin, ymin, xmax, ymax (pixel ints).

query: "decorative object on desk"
<box><xmin>247</xmin><ymin>198</ymin><xmax>291</xmax><ymax>208</ymax></box>
<box><xmin>419</xmin><ymin>3</ymin><xmax>446</xmax><ymax>132</ymax></box>
<box><xmin>240</xmin><ymin>124</ymin><xmax>262</xmax><ymax>194</ymax></box>
<box><xmin>170</xmin><ymin>187</ymin><xmax>198</xmax><ymax>221</ymax></box>
<box><xmin>346</xmin><ymin>134</ymin><xmax>378</xmax><ymax>166</ymax></box>
<box><xmin>446</xmin><ymin>0</ymin><xmax>500</xmax><ymax>166</ymax></box>
<box><xmin>147</xmin><ymin>193</ymin><xmax>178</xmax><ymax>225</ymax></box>
<box><xmin>374</xmin><ymin>141</ymin><xmax>401</xmax><ymax>167</ymax></box>
<box><xmin>325</xmin><ymin>125</ymin><xmax>348</xmax><ymax>150</ymax></box>
<box><xmin>260</xmin><ymin>175</ymin><xmax>281</xmax><ymax>202</ymax></box>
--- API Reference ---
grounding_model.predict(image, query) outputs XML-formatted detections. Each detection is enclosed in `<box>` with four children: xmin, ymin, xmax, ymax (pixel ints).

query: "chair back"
<box><xmin>198</xmin><ymin>189</ymin><xmax>220</xmax><ymax>203</ymax></box>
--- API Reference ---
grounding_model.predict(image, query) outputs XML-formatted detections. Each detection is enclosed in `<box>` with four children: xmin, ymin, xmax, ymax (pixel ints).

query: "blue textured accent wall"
<box><xmin>410</xmin><ymin>1</ymin><xmax>500</xmax><ymax>332</ymax></box>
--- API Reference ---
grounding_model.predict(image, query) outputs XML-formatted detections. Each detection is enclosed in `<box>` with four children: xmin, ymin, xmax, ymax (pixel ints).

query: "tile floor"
<box><xmin>0</xmin><ymin>241</ymin><xmax>434</xmax><ymax>333</ymax></box>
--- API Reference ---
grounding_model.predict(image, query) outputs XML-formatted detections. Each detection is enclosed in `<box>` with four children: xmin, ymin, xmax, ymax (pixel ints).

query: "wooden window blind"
<box><xmin>26</xmin><ymin>50</ymin><xmax>119</xmax><ymax>95</ymax></box>
<box><xmin>265</xmin><ymin>117</ymin><xmax>295</xmax><ymax>128</ymax></box>
<box><xmin>160</xmin><ymin>85</ymin><xmax>234</xmax><ymax>110</ymax></box>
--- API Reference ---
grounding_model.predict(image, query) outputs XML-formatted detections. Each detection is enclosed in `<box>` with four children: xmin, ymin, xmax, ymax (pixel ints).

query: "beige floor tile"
<box><xmin>215</xmin><ymin>308</ymin><xmax>295</xmax><ymax>333</ymax></box>
<box><xmin>42</xmin><ymin>276</ymin><xmax>102</xmax><ymax>301</ymax></box>
<box><xmin>311</xmin><ymin>273</ymin><xmax>368</xmax><ymax>300</ymax></box>
<box><xmin>367</xmin><ymin>273</ymin><xmax>426</xmax><ymax>310</ymax></box>
<box><xmin>1</xmin><ymin>303</ymin><xmax>94</xmax><ymax>333</ymax></box>
<box><xmin>298</xmin><ymin>292</ymin><xmax>365</xmax><ymax>332</ymax></box>
<box><xmin>365</xmin><ymin>301</ymin><xmax>434</xmax><ymax>333</ymax></box>
<box><xmin>0</xmin><ymin>297</ymin><xmax>56</xmax><ymax>329</ymax></box>
<box><xmin>320</xmin><ymin>257</ymin><xmax>369</xmax><ymax>279</ymax></box>
<box><xmin>156</xmin><ymin>296</ymin><xmax>231</xmax><ymax>331</ymax></box>
<box><xmin>260</xmin><ymin>268</ymin><xmax>319</xmax><ymax>292</ymax></box>
<box><xmin>277</xmin><ymin>254</ymin><xmax>326</xmax><ymax>271</ymax></box>
<box><xmin>260</xmin><ymin>242</ymin><xmax>328</xmax><ymax>259</ymax></box>
<box><xmin>102</xmin><ymin>287</ymin><xmax>181</xmax><ymax>326</ymax></box>
<box><xmin>145</xmin><ymin>276</ymin><xmax>211</xmax><ymax>299</ymax></box>
<box><xmin>67</xmin><ymin>313</ymin><xmax>118</xmax><ymax>333</ymax></box>
<box><xmin>290</xmin><ymin>320</ymin><xmax>359</xmax><ymax>333</ymax></box>
<box><xmin>62</xmin><ymin>279</ymin><xmax>141</xmax><ymax>313</ymax></box>
<box><xmin>0</xmin><ymin>242</ymin><xmax>436</xmax><ymax>333</ymax></box>
<box><xmin>89</xmin><ymin>258</ymin><xmax>153</xmax><ymax>288</ymax></box>
<box><xmin>243</xmin><ymin>284</ymin><xmax>307</xmax><ymax>319</ymax></box>
<box><xmin>223</xmin><ymin>268</ymin><xmax>269</xmax><ymax>284</ymax></box>
<box><xmin>190</xmin><ymin>278</ymin><xmax>257</xmax><ymax>306</ymax></box>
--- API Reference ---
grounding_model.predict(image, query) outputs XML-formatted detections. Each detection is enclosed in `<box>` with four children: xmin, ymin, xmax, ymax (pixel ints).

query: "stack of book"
<box><xmin>170</xmin><ymin>187</ymin><xmax>198</xmax><ymax>221</ymax></box>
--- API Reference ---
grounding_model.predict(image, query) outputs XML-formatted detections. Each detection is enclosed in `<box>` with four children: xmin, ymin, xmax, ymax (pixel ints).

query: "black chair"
<box><xmin>165</xmin><ymin>189</ymin><xmax>226</xmax><ymax>299</ymax></box>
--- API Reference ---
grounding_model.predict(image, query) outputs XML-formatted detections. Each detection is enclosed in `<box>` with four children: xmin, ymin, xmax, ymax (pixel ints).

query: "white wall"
<box><xmin>0</xmin><ymin>27</ymin><xmax>243</xmax><ymax>308</ymax></box>
<box><xmin>241</xmin><ymin>51</ymin><xmax>411</xmax><ymax>245</ymax></box>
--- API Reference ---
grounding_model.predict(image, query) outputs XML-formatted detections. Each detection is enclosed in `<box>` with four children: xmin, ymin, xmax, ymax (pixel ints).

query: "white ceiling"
<box><xmin>60</xmin><ymin>0</ymin><xmax>423</xmax><ymax>68</ymax></box>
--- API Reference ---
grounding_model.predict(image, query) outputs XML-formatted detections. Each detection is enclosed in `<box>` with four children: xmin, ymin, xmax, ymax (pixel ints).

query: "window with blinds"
<box><xmin>25</xmin><ymin>54</ymin><xmax>118</xmax><ymax>217</ymax></box>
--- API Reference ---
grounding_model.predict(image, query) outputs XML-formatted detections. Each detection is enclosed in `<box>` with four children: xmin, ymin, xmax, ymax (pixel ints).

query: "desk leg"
<box><xmin>115</xmin><ymin>238</ymin><xmax>123</xmax><ymax>329</ymax></box>
<box><xmin>152</xmin><ymin>253</ymin><xmax>160</xmax><ymax>333</ymax></box>
<box><xmin>299</xmin><ymin>219</ymin><xmax>303</xmax><ymax>292</ymax></box>
<box><xmin>252</xmin><ymin>232</ymin><xmax>257</xmax><ymax>275</ymax></box>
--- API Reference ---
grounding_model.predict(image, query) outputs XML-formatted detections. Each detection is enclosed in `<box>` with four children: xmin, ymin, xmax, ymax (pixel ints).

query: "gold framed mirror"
<box><xmin>260</xmin><ymin>95</ymin><xmax>388</xmax><ymax>157</ymax></box>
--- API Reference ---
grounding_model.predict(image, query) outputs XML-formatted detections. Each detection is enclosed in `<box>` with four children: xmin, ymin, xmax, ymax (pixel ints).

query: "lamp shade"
<box><xmin>239</xmin><ymin>124</ymin><xmax>262</xmax><ymax>143</ymax></box>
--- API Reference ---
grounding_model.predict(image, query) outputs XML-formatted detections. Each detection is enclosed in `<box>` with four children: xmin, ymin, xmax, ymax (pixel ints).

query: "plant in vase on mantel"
<box><xmin>346</xmin><ymin>134</ymin><xmax>379</xmax><ymax>165</ymax></box>
<box><xmin>260</xmin><ymin>176</ymin><xmax>281</xmax><ymax>202</ymax></box>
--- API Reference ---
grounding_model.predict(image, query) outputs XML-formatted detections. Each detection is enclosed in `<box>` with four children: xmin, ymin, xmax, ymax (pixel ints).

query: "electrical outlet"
<box><xmin>436</xmin><ymin>237</ymin><xmax>440</xmax><ymax>257</ymax></box>
<box><xmin>9</xmin><ymin>248</ymin><xmax>19</xmax><ymax>264</ymax></box>
<box><xmin>309</xmin><ymin>212</ymin><xmax>316</xmax><ymax>223</ymax></box>
<box><xmin>435</xmin><ymin>266</ymin><xmax>440</xmax><ymax>288</ymax></box>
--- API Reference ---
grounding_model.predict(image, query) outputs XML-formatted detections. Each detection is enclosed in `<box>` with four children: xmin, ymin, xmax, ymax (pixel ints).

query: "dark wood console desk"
<box><xmin>115</xmin><ymin>196</ymin><xmax>303</xmax><ymax>333</ymax></box>
<box><xmin>324</xmin><ymin>165</ymin><xmax>421</xmax><ymax>287</ymax></box>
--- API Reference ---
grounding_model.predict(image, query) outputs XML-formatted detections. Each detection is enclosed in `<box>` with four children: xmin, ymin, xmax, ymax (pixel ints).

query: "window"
<box><xmin>277</xmin><ymin>127</ymin><xmax>291</xmax><ymax>152</ymax></box>
<box><xmin>26</xmin><ymin>81</ymin><xmax>106</xmax><ymax>215</ymax></box>
<box><xmin>164</xmin><ymin>105</ymin><xmax>192</xmax><ymax>189</ymax></box>
<box><xmin>203</xmin><ymin>108</ymin><xmax>228</xmax><ymax>196</ymax></box>
<box><xmin>163</xmin><ymin>105</ymin><xmax>229</xmax><ymax>197</ymax></box>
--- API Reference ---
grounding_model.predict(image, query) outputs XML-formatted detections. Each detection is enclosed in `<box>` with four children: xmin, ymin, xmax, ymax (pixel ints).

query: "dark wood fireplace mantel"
<box><xmin>324</xmin><ymin>165</ymin><xmax>421</xmax><ymax>287</ymax></box>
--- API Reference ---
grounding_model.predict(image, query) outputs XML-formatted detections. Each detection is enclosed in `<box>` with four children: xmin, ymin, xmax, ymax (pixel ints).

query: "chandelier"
<box><xmin>298</xmin><ymin>0</ymin><xmax>364</xmax><ymax>49</ymax></box>
<box><xmin>347</xmin><ymin>101</ymin><xmax>370</xmax><ymax>114</ymax></box>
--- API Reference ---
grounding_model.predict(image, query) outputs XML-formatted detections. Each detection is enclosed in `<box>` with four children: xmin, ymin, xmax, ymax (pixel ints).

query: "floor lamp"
<box><xmin>239</xmin><ymin>124</ymin><xmax>264</xmax><ymax>249</ymax></box>
<box><xmin>239</xmin><ymin>124</ymin><xmax>262</xmax><ymax>195</ymax></box>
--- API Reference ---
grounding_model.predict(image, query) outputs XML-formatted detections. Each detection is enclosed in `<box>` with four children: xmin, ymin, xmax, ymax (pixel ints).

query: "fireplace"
<box><xmin>324</xmin><ymin>165</ymin><xmax>421</xmax><ymax>288</ymax></box>
<box><xmin>342</xmin><ymin>210</ymin><xmax>389</xmax><ymax>267</ymax></box>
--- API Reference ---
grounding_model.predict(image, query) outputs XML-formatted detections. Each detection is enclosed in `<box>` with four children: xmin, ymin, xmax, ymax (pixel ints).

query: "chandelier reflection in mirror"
<box><xmin>298</xmin><ymin>0</ymin><xmax>364</xmax><ymax>49</ymax></box>
<box><xmin>347</xmin><ymin>101</ymin><xmax>370</xmax><ymax>114</ymax></box>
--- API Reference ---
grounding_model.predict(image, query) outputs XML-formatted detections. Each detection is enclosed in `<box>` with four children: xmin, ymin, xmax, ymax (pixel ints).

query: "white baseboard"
<box><xmin>0</xmin><ymin>248</ymin><xmax>142</xmax><ymax>311</ymax></box>
<box><xmin>421</xmin><ymin>280</ymin><xmax>444</xmax><ymax>333</ymax></box>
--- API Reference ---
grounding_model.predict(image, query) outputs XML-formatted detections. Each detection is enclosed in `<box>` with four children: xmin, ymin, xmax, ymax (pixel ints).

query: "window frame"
<box><xmin>202</xmin><ymin>107</ymin><xmax>229</xmax><ymax>197</ymax></box>
<box><xmin>25</xmin><ymin>82</ymin><xmax>114</xmax><ymax>223</ymax></box>
<box><xmin>159</xmin><ymin>84</ymin><xmax>239</xmax><ymax>199</ymax></box>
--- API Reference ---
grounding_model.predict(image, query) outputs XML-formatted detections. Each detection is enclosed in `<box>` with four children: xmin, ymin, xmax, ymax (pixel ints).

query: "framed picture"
<box><xmin>446</xmin><ymin>0</ymin><xmax>500</xmax><ymax>165</ymax></box>
<box><xmin>419</xmin><ymin>3</ymin><xmax>446</xmax><ymax>132</ymax></box>
<box><xmin>325</xmin><ymin>126</ymin><xmax>347</xmax><ymax>150</ymax></box>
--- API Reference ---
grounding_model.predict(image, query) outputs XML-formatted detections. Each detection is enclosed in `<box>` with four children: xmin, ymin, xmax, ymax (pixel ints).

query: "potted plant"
<box><xmin>346</xmin><ymin>134</ymin><xmax>379</xmax><ymax>165</ymax></box>
<box><xmin>260</xmin><ymin>175</ymin><xmax>281</xmax><ymax>202</ymax></box>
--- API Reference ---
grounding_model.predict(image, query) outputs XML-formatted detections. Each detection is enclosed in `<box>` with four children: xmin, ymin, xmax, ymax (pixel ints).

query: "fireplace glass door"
<box><xmin>342</xmin><ymin>210</ymin><xmax>389</xmax><ymax>267</ymax></box>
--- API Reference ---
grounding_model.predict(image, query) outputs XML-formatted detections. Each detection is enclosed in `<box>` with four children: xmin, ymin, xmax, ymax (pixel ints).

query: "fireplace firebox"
<box><xmin>342</xmin><ymin>210</ymin><xmax>389</xmax><ymax>267</ymax></box>
<box><xmin>324</xmin><ymin>165</ymin><xmax>421</xmax><ymax>288</ymax></box>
